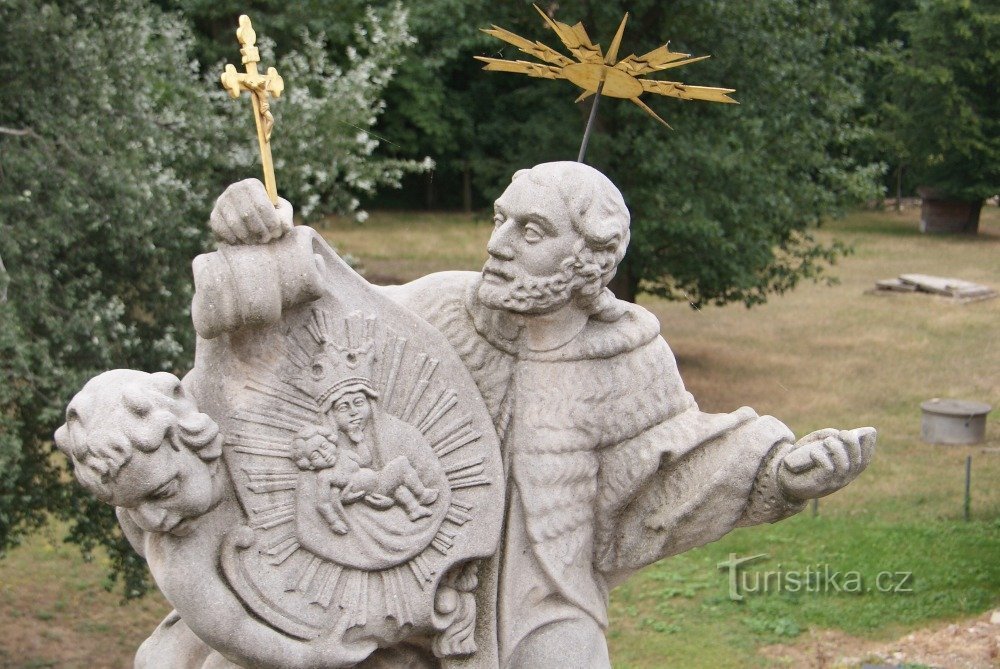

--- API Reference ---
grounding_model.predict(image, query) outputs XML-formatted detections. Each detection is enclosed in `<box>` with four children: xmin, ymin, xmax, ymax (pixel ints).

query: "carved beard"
<box><xmin>338</xmin><ymin>421</ymin><xmax>373</xmax><ymax>466</ymax></box>
<box><xmin>478</xmin><ymin>260</ymin><xmax>584</xmax><ymax>314</ymax></box>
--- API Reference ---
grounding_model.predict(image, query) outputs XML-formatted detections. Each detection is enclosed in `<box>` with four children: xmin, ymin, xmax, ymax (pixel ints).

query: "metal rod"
<box><xmin>577</xmin><ymin>80</ymin><xmax>605</xmax><ymax>163</ymax></box>
<box><xmin>964</xmin><ymin>455</ymin><xmax>972</xmax><ymax>521</ymax></box>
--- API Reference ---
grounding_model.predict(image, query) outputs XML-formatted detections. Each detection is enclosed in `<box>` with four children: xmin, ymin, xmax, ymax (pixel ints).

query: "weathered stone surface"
<box><xmin>56</xmin><ymin>166</ymin><xmax>876</xmax><ymax>668</ymax></box>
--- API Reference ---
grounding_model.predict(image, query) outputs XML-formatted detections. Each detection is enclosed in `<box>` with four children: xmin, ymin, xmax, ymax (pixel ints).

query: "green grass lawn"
<box><xmin>1</xmin><ymin>205</ymin><xmax>997</xmax><ymax>668</ymax></box>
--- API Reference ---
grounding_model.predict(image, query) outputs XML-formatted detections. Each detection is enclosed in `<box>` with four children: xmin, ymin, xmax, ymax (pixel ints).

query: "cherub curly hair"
<box><xmin>289</xmin><ymin>424</ymin><xmax>340</xmax><ymax>470</ymax></box>
<box><xmin>54</xmin><ymin>370</ymin><xmax>222</xmax><ymax>502</ymax></box>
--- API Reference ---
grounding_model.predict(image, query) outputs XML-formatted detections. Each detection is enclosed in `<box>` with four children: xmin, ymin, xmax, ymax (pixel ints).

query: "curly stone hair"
<box><xmin>289</xmin><ymin>424</ymin><xmax>340</xmax><ymax>470</ymax></box>
<box><xmin>54</xmin><ymin>370</ymin><xmax>222</xmax><ymax>502</ymax></box>
<box><xmin>512</xmin><ymin>162</ymin><xmax>631</xmax><ymax>321</ymax></box>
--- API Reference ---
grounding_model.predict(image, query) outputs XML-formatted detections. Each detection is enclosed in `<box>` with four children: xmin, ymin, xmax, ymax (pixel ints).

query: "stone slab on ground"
<box><xmin>870</xmin><ymin>274</ymin><xmax>997</xmax><ymax>302</ymax></box>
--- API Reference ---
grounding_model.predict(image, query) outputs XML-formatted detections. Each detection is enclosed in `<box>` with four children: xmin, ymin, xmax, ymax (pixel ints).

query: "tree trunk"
<box><xmin>462</xmin><ymin>164</ymin><xmax>472</xmax><ymax>214</ymax></box>
<box><xmin>918</xmin><ymin>188</ymin><xmax>983</xmax><ymax>234</ymax></box>
<box><xmin>895</xmin><ymin>165</ymin><xmax>903</xmax><ymax>212</ymax></box>
<box><xmin>424</xmin><ymin>171</ymin><xmax>436</xmax><ymax>210</ymax></box>
<box><xmin>607</xmin><ymin>256</ymin><xmax>637</xmax><ymax>303</ymax></box>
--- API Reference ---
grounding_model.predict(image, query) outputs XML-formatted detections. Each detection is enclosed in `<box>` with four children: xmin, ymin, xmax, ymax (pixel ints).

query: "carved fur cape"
<box><xmin>384</xmin><ymin>272</ymin><xmax>805</xmax><ymax>664</ymax></box>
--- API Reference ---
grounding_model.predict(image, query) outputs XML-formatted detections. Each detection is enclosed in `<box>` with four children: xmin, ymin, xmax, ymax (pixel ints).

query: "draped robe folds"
<box><xmin>381</xmin><ymin>272</ymin><xmax>806</xmax><ymax>666</ymax></box>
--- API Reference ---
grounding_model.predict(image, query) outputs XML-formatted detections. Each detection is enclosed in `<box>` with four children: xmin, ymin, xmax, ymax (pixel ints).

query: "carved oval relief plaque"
<box><xmin>188</xmin><ymin>228</ymin><xmax>503</xmax><ymax>645</ymax></box>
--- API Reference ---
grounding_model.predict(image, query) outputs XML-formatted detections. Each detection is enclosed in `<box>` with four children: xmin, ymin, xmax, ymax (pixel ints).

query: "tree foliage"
<box><xmin>0</xmin><ymin>0</ymin><xmax>228</xmax><ymax>596</ymax></box>
<box><xmin>0</xmin><ymin>0</ymin><xmax>424</xmax><ymax>594</ymax></box>
<box><xmin>159</xmin><ymin>1</ymin><xmax>884</xmax><ymax>302</ymax></box>
<box><xmin>372</xmin><ymin>0</ymin><xmax>882</xmax><ymax>304</ymax></box>
<box><xmin>887</xmin><ymin>0</ymin><xmax>1000</xmax><ymax>202</ymax></box>
<box><xmin>271</xmin><ymin>6</ymin><xmax>433</xmax><ymax>220</ymax></box>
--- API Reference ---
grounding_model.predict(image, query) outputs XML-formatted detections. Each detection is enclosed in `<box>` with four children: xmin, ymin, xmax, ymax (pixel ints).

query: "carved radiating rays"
<box><xmin>266</xmin><ymin>533</ymin><xmax>422</xmax><ymax>622</ymax></box>
<box><xmin>244</xmin><ymin>468</ymin><xmax>297</xmax><ymax>493</ymax></box>
<box><xmin>224</xmin><ymin>308</ymin><xmax>491</xmax><ymax>626</ymax></box>
<box><xmin>251</xmin><ymin>500</ymin><xmax>296</xmax><ymax>529</ymax></box>
<box><xmin>444</xmin><ymin>457</ymin><xmax>489</xmax><ymax>490</ymax></box>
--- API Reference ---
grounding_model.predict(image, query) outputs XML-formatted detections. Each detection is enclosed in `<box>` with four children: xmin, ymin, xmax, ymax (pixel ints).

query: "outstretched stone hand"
<box><xmin>778</xmin><ymin>427</ymin><xmax>876</xmax><ymax>501</ymax></box>
<box><xmin>210</xmin><ymin>178</ymin><xmax>293</xmax><ymax>245</ymax></box>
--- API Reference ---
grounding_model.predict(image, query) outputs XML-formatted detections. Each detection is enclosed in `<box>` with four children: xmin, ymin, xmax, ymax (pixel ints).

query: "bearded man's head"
<box><xmin>478</xmin><ymin>161</ymin><xmax>630</xmax><ymax>318</ymax></box>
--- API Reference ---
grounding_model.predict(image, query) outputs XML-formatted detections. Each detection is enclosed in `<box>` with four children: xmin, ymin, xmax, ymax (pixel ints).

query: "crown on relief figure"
<box><xmin>293</xmin><ymin>310</ymin><xmax>380</xmax><ymax>410</ymax></box>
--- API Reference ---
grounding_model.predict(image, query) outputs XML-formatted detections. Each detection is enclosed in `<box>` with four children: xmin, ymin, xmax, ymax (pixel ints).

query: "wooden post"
<box><xmin>964</xmin><ymin>455</ymin><xmax>972</xmax><ymax>521</ymax></box>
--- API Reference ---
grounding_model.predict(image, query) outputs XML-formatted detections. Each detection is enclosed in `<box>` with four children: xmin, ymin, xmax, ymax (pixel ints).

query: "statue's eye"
<box><xmin>149</xmin><ymin>478</ymin><xmax>179</xmax><ymax>501</ymax></box>
<box><xmin>524</xmin><ymin>223</ymin><xmax>544</xmax><ymax>243</ymax></box>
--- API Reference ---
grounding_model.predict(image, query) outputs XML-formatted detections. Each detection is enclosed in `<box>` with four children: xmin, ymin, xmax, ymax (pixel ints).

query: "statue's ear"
<box><xmin>149</xmin><ymin>371</ymin><xmax>183</xmax><ymax>399</ymax></box>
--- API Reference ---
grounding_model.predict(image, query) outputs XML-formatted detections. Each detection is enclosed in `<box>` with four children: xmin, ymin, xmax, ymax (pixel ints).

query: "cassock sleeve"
<box><xmin>593</xmin><ymin>339</ymin><xmax>806</xmax><ymax>587</ymax></box>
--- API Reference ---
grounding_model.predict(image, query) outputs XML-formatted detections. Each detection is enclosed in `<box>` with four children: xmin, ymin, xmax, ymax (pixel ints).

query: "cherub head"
<box><xmin>54</xmin><ymin>370</ymin><xmax>224</xmax><ymax>536</ymax></box>
<box><xmin>290</xmin><ymin>424</ymin><xmax>340</xmax><ymax>470</ymax></box>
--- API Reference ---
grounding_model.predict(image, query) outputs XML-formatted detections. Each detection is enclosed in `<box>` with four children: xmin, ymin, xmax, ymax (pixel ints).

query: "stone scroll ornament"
<box><xmin>191</xmin><ymin>226</ymin><xmax>504</xmax><ymax>661</ymax></box>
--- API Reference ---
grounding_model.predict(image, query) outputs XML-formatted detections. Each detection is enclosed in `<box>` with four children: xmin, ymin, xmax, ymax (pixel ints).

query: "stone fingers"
<box><xmin>795</xmin><ymin>427</ymin><xmax>839</xmax><ymax>447</ymax></box>
<box><xmin>838</xmin><ymin>429</ymin><xmax>863</xmax><ymax>478</ymax></box>
<box><xmin>210</xmin><ymin>179</ymin><xmax>290</xmax><ymax>245</ymax></box>
<box><xmin>810</xmin><ymin>439</ymin><xmax>836</xmax><ymax>474</ymax></box>
<box><xmin>274</xmin><ymin>197</ymin><xmax>294</xmax><ymax>237</ymax></box>
<box><xmin>823</xmin><ymin>435</ymin><xmax>851</xmax><ymax>477</ymax></box>
<box><xmin>210</xmin><ymin>196</ymin><xmax>239</xmax><ymax>245</ymax></box>
<box><xmin>248</xmin><ymin>187</ymin><xmax>280</xmax><ymax>242</ymax></box>
<box><xmin>237</xmin><ymin>182</ymin><xmax>272</xmax><ymax>243</ymax></box>
<box><xmin>853</xmin><ymin>426</ymin><xmax>877</xmax><ymax>472</ymax></box>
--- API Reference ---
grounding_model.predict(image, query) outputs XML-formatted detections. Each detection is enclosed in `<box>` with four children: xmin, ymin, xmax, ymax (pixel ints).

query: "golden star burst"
<box><xmin>475</xmin><ymin>5</ymin><xmax>737</xmax><ymax>128</ymax></box>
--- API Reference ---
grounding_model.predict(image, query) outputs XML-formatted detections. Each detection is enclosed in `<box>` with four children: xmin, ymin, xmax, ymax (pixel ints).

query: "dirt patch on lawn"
<box><xmin>759</xmin><ymin>609</ymin><xmax>1000</xmax><ymax>668</ymax></box>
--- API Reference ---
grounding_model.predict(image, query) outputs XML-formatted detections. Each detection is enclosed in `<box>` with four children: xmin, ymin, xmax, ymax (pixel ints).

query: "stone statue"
<box><xmin>56</xmin><ymin>162</ymin><xmax>875</xmax><ymax>668</ymax></box>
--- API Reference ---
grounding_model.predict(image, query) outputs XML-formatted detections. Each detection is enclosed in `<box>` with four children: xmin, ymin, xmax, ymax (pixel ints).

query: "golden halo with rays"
<box><xmin>475</xmin><ymin>4</ymin><xmax>737</xmax><ymax>128</ymax></box>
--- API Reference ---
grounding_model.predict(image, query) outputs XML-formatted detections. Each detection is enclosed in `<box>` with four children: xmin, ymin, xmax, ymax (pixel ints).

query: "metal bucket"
<box><xmin>920</xmin><ymin>399</ymin><xmax>992</xmax><ymax>445</ymax></box>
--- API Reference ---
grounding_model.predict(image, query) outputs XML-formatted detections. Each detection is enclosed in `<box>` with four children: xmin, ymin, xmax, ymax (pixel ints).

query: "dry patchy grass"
<box><xmin>0</xmin><ymin>524</ymin><xmax>170</xmax><ymax>668</ymax></box>
<box><xmin>645</xmin><ymin>206</ymin><xmax>1000</xmax><ymax>522</ymax></box>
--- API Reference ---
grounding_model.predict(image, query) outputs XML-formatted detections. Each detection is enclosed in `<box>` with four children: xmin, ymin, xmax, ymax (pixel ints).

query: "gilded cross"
<box><xmin>220</xmin><ymin>15</ymin><xmax>285</xmax><ymax>205</ymax></box>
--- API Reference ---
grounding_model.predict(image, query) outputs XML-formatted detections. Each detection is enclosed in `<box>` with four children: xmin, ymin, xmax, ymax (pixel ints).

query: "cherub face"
<box><xmin>330</xmin><ymin>391</ymin><xmax>372</xmax><ymax>437</ymax></box>
<box><xmin>109</xmin><ymin>442</ymin><xmax>219</xmax><ymax>536</ymax></box>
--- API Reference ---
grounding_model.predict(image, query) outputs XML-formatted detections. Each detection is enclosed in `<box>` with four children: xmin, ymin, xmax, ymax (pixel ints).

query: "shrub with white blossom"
<box><xmin>0</xmin><ymin>0</ymin><xmax>427</xmax><ymax>596</ymax></box>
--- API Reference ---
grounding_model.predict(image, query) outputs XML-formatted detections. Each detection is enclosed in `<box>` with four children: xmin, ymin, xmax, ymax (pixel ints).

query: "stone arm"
<box><xmin>592</xmin><ymin>402</ymin><xmax>799</xmax><ymax>585</ymax></box>
<box><xmin>592</xmin><ymin>338</ymin><xmax>875</xmax><ymax>586</ymax></box>
<box><xmin>190</xmin><ymin>180</ymin><xmax>325</xmax><ymax>341</ymax></box>
<box><xmin>138</xmin><ymin>511</ymin><xmax>377</xmax><ymax>669</ymax></box>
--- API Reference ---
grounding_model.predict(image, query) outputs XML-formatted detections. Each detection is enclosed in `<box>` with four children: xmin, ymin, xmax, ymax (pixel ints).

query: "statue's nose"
<box><xmin>487</xmin><ymin>222</ymin><xmax>516</xmax><ymax>260</ymax></box>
